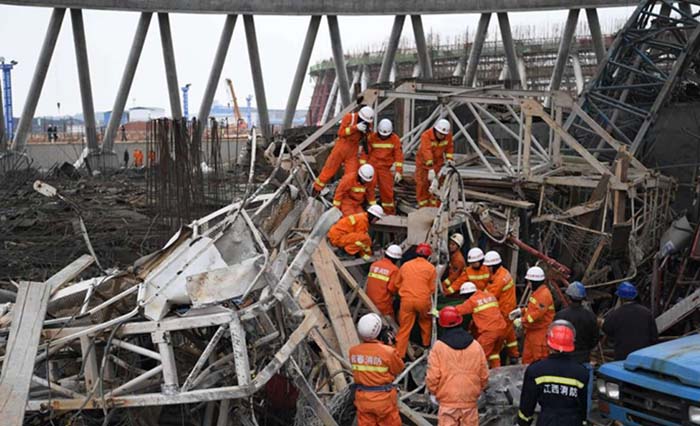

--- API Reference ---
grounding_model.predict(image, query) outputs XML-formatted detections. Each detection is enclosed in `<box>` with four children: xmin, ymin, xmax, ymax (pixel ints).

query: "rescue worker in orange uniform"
<box><xmin>133</xmin><ymin>149</ymin><xmax>144</xmax><ymax>168</ymax></box>
<box><xmin>333</xmin><ymin>164</ymin><xmax>377</xmax><ymax>216</ymax></box>
<box><xmin>427</xmin><ymin>306</ymin><xmax>489</xmax><ymax>426</ymax></box>
<box><xmin>362</xmin><ymin>119</ymin><xmax>404</xmax><ymax>215</ymax></box>
<box><xmin>509</xmin><ymin>266</ymin><xmax>555</xmax><ymax>364</ymax></box>
<box><xmin>415</xmin><ymin>118</ymin><xmax>454</xmax><ymax>208</ymax></box>
<box><xmin>389</xmin><ymin>243</ymin><xmax>436</xmax><ymax>359</ymax></box>
<box><xmin>366</xmin><ymin>244</ymin><xmax>403</xmax><ymax>318</ymax></box>
<box><xmin>350</xmin><ymin>313</ymin><xmax>405</xmax><ymax>426</ymax></box>
<box><xmin>456</xmin><ymin>282</ymin><xmax>508</xmax><ymax>368</ymax></box>
<box><xmin>484</xmin><ymin>251</ymin><xmax>520</xmax><ymax>362</ymax></box>
<box><xmin>314</xmin><ymin>106</ymin><xmax>374</xmax><ymax>192</ymax></box>
<box><xmin>327</xmin><ymin>205</ymin><xmax>384</xmax><ymax>261</ymax></box>
<box><xmin>441</xmin><ymin>233</ymin><xmax>466</xmax><ymax>296</ymax></box>
<box><xmin>449</xmin><ymin>247</ymin><xmax>491</xmax><ymax>293</ymax></box>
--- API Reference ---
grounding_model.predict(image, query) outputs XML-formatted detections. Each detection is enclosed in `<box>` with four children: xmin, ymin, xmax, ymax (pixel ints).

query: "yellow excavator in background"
<box><xmin>225</xmin><ymin>78</ymin><xmax>247</xmax><ymax>131</ymax></box>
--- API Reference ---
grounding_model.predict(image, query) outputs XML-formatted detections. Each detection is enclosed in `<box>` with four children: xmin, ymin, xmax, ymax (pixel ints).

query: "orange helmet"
<box><xmin>416</xmin><ymin>243</ymin><xmax>432</xmax><ymax>257</ymax></box>
<box><xmin>438</xmin><ymin>306</ymin><xmax>463</xmax><ymax>328</ymax></box>
<box><xmin>547</xmin><ymin>320</ymin><xmax>576</xmax><ymax>352</ymax></box>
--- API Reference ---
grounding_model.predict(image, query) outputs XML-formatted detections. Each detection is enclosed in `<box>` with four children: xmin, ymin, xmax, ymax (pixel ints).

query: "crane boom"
<box><xmin>224</xmin><ymin>78</ymin><xmax>245</xmax><ymax>128</ymax></box>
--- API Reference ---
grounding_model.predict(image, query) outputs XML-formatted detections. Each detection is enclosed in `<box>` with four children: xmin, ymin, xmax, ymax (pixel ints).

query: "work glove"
<box><xmin>513</xmin><ymin>318</ymin><xmax>522</xmax><ymax>329</ymax></box>
<box><xmin>357</xmin><ymin>122</ymin><xmax>368</xmax><ymax>133</ymax></box>
<box><xmin>427</xmin><ymin>169</ymin><xmax>436</xmax><ymax>181</ymax></box>
<box><xmin>394</xmin><ymin>172</ymin><xmax>402</xmax><ymax>183</ymax></box>
<box><xmin>429</xmin><ymin>395</ymin><xmax>439</xmax><ymax>407</ymax></box>
<box><xmin>429</xmin><ymin>177</ymin><xmax>440</xmax><ymax>195</ymax></box>
<box><xmin>447</xmin><ymin>159</ymin><xmax>455</xmax><ymax>167</ymax></box>
<box><xmin>508</xmin><ymin>308</ymin><xmax>522</xmax><ymax>321</ymax></box>
<box><xmin>430</xmin><ymin>307</ymin><xmax>439</xmax><ymax>317</ymax></box>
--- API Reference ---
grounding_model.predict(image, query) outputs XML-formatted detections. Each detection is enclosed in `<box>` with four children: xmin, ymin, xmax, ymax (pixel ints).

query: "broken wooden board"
<box><xmin>532</xmin><ymin>199</ymin><xmax>604</xmax><ymax>223</ymax></box>
<box><xmin>461</xmin><ymin>189</ymin><xmax>534</xmax><ymax>209</ymax></box>
<box><xmin>48</xmin><ymin>254</ymin><xmax>94</xmax><ymax>295</ymax></box>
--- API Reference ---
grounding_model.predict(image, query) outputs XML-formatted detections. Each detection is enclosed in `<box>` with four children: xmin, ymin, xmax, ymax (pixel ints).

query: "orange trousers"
<box><xmin>477</xmin><ymin>329</ymin><xmax>505</xmax><ymax>368</ymax></box>
<box><xmin>396</xmin><ymin>298</ymin><xmax>432</xmax><ymax>358</ymax></box>
<box><xmin>328</xmin><ymin>231</ymin><xmax>371</xmax><ymax>257</ymax></box>
<box><xmin>437</xmin><ymin>406</ymin><xmax>479</xmax><ymax>426</ymax></box>
<box><xmin>522</xmin><ymin>328</ymin><xmax>549</xmax><ymax>364</ymax></box>
<box><xmin>314</xmin><ymin>141</ymin><xmax>360</xmax><ymax>191</ymax></box>
<box><xmin>504</xmin><ymin>320</ymin><xmax>520</xmax><ymax>358</ymax></box>
<box><xmin>415</xmin><ymin>166</ymin><xmax>435</xmax><ymax>208</ymax></box>
<box><xmin>375</xmin><ymin>167</ymin><xmax>396</xmax><ymax>215</ymax></box>
<box><xmin>356</xmin><ymin>405</ymin><xmax>401</xmax><ymax>426</ymax></box>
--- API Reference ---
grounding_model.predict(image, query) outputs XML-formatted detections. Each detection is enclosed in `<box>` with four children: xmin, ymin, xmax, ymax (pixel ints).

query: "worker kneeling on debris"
<box><xmin>455</xmin><ymin>282</ymin><xmax>508</xmax><ymax>368</ymax></box>
<box><xmin>441</xmin><ymin>233</ymin><xmax>466</xmax><ymax>296</ymax></box>
<box><xmin>510</xmin><ymin>266</ymin><xmax>555</xmax><ymax>364</ymax></box>
<box><xmin>333</xmin><ymin>164</ymin><xmax>378</xmax><ymax>216</ymax></box>
<box><xmin>350</xmin><ymin>313</ymin><xmax>405</xmax><ymax>426</ymax></box>
<box><xmin>328</xmin><ymin>205</ymin><xmax>384</xmax><ymax>260</ymax></box>
<box><xmin>366</xmin><ymin>244</ymin><xmax>403</xmax><ymax>318</ymax></box>
<box><xmin>427</xmin><ymin>306</ymin><xmax>489</xmax><ymax>426</ymax></box>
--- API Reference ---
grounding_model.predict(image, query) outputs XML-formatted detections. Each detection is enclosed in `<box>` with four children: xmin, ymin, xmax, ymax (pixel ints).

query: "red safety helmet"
<box><xmin>438</xmin><ymin>306</ymin><xmax>463</xmax><ymax>328</ymax></box>
<box><xmin>416</xmin><ymin>243</ymin><xmax>432</xmax><ymax>257</ymax></box>
<box><xmin>546</xmin><ymin>320</ymin><xmax>576</xmax><ymax>352</ymax></box>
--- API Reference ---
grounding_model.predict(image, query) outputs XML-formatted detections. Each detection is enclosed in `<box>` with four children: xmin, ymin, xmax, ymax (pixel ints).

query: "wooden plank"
<box><xmin>532</xmin><ymin>199</ymin><xmax>604</xmax><ymax>223</ymax></box>
<box><xmin>0</xmin><ymin>282</ymin><xmax>52</xmax><ymax>425</ymax></box>
<box><xmin>48</xmin><ymin>254</ymin><xmax>94</xmax><ymax>295</ymax></box>
<box><xmin>461</xmin><ymin>188</ymin><xmax>534</xmax><ymax>209</ymax></box>
<box><xmin>312</xmin><ymin>241</ymin><xmax>360</xmax><ymax>357</ymax></box>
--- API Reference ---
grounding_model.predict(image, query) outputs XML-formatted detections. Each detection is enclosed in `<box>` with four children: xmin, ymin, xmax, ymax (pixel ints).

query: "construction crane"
<box><xmin>225</xmin><ymin>78</ymin><xmax>246</xmax><ymax>130</ymax></box>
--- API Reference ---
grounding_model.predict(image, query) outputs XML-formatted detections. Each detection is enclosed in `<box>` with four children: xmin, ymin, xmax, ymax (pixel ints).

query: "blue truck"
<box><xmin>595</xmin><ymin>334</ymin><xmax>700</xmax><ymax>425</ymax></box>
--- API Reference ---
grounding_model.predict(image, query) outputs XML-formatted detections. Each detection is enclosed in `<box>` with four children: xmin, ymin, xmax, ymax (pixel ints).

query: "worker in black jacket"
<box><xmin>554</xmin><ymin>281</ymin><xmax>599</xmax><ymax>364</ymax></box>
<box><xmin>518</xmin><ymin>320</ymin><xmax>589</xmax><ymax>426</ymax></box>
<box><xmin>601</xmin><ymin>281</ymin><xmax>658</xmax><ymax>361</ymax></box>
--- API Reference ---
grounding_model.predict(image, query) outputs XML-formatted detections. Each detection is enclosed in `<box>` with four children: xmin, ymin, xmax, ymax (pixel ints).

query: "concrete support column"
<box><xmin>12</xmin><ymin>8</ymin><xmax>65</xmax><ymax>152</ymax></box>
<box><xmin>102</xmin><ymin>12</ymin><xmax>152</xmax><ymax>153</ymax></box>
<box><xmin>549</xmin><ymin>9</ymin><xmax>580</xmax><ymax>92</ymax></box>
<box><xmin>195</xmin><ymin>14</ymin><xmax>236</xmax><ymax>144</ymax></box>
<box><xmin>585</xmin><ymin>8</ymin><xmax>606</xmax><ymax>64</ymax></box>
<box><xmin>283</xmin><ymin>15</ymin><xmax>321</xmax><ymax>130</ymax></box>
<box><xmin>327</xmin><ymin>15</ymin><xmax>351</xmax><ymax>107</ymax></box>
<box><xmin>158</xmin><ymin>13</ymin><xmax>182</xmax><ymax>120</ymax></box>
<box><xmin>377</xmin><ymin>15</ymin><xmax>405</xmax><ymax>83</ymax></box>
<box><xmin>70</xmin><ymin>9</ymin><xmax>98</xmax><ymax>153</ymax></box>
<box><xmin>411</xmin><ymin>15</ymin><xmax>433</xmax><ymax>78</ymax></box>
<box><xmin>244</xmin><ymin>15</ymin><xmax>271</xmax><ymax>140</ymax></box>
<box><xmin>497</xmin><ymin>12</ymin><xmax>521</xmax><ymax>88</ymax></box>
<box><xmin>464</xmin><ymin>13</ymin><xmax>491</xmax><ymax>87</ymax></box>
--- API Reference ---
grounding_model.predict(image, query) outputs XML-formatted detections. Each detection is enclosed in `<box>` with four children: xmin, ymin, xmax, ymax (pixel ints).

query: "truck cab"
<box><xmin>595</xmin><ymin>334</ymin><xmax>700</xmax><ymax>425</ymax></box>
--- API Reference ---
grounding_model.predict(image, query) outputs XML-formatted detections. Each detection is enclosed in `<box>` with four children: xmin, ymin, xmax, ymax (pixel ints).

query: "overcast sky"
<box><xmin>0</xmin><ymin>5</ymin><xmax>635</xmax><ymax>118</ymax></box>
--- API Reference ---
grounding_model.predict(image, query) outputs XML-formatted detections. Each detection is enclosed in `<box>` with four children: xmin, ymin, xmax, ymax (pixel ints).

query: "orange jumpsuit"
<box><xmin>350</xmin><ymin>340</ymin><xmax>404</xmax><ymax>426</ymax></box>
<box><xmin>521</xmin><ymin>284</ymin><xmax>555</xmax><ymax>364</ymax></box>
<box><xmin>415</xmin><ymin>128</ymin><xmax>454</xmax><ymax>208</ymax></box>
<box><xmin>366</xmin><ymin>258</ymin><xmax>399</xmax><ymax>317</ymax></box>
<box><xmin>133</xmin><ymin>149</ymin><xmax>144</xmax><ymax>167</ymax></box>
<box><xmin>441</xmin><ymin>250</ymin><xmax>466</xmax><ymax>296</ymax></box>
<box><xmin>327</xmin><ymin>213</ymin><xmax>372</xmax><ymax>260</ymax></box>
<box><xmin>487</xmin><ymin>266</ymin><xmax>520</xmax><ymax>358</ymax></box>
<box><xmin>389</xmin><ymin>257</ymin><xmax>436</xmax><ymax>358</ymax></box>
<box><xmin>449</xmin><ymin>264</ymin><xmax>491</xmax><ymax>293</ymax></box>
<box><xmin>332</xmin><ymin>173</ymin><xmax>377</xmax><ymax>217</ymax></box>
<box><xmin>314</xmin><ymin>111</ymin><xmax>367</xmax><ymax>191</ymax></box>
<box><xmin>456</xmin><ymin>289</ymin><xmax>508</xmax><ymax>368</ymax></box>
<box><xmin>362</xmin><ymin>132</ymin><xmax>403</xmax><ymax>215</ymax></box>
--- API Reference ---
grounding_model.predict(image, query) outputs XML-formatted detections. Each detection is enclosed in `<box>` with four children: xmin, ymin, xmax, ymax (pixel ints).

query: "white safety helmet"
<box><xmin>385</xmin><ymin>244</ymin><xmax>403</xmax><ymax>260</ymax></box>
<box><xmin>467</xmin><ymin>247</ymin><xmax>485</xmax><ymax>263</ymax></box>
<box><xmin>525</xmin><ymin>266</ymin><xmax>546</xmax><ymax>282</ymax></box>
<box><xmin>459</xmin><ymin>281</ymin><xmax>478</xmax><ymax>295</ymax></box>
<box><xmin>434</xmin><ymin>118</ymin><xmax>451</xmax><ymax>135</ymax></box>
<box><xmin>358</xmin><ymin>164</ymin><xmax>375</xmax><ymax>183</ymax></box>
<box><xmin>358</xmin><ymin>106</ymin><xmax>374</xmax><ymax>123</ymax></box>
<box><xmin>357</xmin><ymin>313</ymin><xmax>383</xmax><ymax>340</ymax></box>
<box><xmin>449</xmin><ymin>233</ymin><xmax>464</xmax><ymax>248</ymax></box>
<box><xmin>367</xmin><ymin>204</ymin><xmax>385</xmax><ymax>219</ymax></box>
<box><xmin>484</xmin><ymin>251</ymin><xmax>502</xmax><ymax>267</ymax></box>
<box><xmin>377</xmin><ymin>118</ymin><xmax>393</xmax><ymax>137</ymax></box>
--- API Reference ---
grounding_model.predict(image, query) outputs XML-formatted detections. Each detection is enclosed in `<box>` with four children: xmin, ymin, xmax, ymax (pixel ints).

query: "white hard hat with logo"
<box><xmin>357</xmin><ymin>313</ymin><xmax>382</xmax><ymax>340</ymax></box>
<box><xmin>450</xmin><ymin>233</ymin><xmax>464</xmax><ymax>248</ymax></box>
<box><xmin>484</xmin><ymin>251</ymin><xmax>502</xmax><ymax>266</ymax></box>
<box><xmin>525</xmin><ymin>266</ymin><xmax>546</xmax><ymax>282</ymax></box>
<box><xmin>434</xmin><ymin>118</ymin><xmax>451</xmax><ymax>135</ymax></box>
<box><xmin>378</xmin><ymin>119</ymin><xmax>393</xmax><ymax>137</ymax></box>
<box><xmin>367</xmin><ymin>204</ymin><xmax>385</xmax><ymax>219</ymax></box>
<box><xmin>385</xmin><ymin>244</ymin><xmax>403</xmax><ymax>260</ymax></box>
<box><xmin>358</xmin><ymin>164</ymin><xmax>375</xmax><ymax>182</ymax></box>
<box><xmin>460</xmin><ymin>282</ymin><xmax>477</xmax><ymax>295</ymax></box>
<box><xmin>358</xmin><ymin>106</ymin><xmax>374</xmax><ymax>123</ymax></box>
<box><xmin>467</xmin><ymin>247</ymin><xmax>485</xmax><ymax>263</ymax></box>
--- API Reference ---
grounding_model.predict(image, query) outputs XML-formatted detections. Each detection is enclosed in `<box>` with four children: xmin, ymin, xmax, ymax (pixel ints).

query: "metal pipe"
<box><xmin>244</xmin><ymin>15</ymin><xmax>271</xmax><ymax>140</ymax></box>
<box><xmin>283</xmin><ymin>15</ymin><xmax>321</xmax><ymax>130</ymax></box>
<box><xmin>549</xmin><ymin>9</ymin><xmax>580</xmax><ymax>92</ymax></box>
<box><xmin>110</xmin><ymin>338</ymin><xmax>162</xmax><ymax>361</ymax></box>
<box><xmin>572</xmin><ymin>54</ymin><xmax>585</xmax><ymax>94</ymax></box>
<box><xmin>378</xmin><ymin>15</ymin><xmax>405</xmax><ymax>83</ymax></box>
<box><xmin>327</xmin><ymin>15</ymin><xmax>351</xmax><ymax>107</ymax></box>
<box><xmin>497</xmin><ymin>12</ymin><xmax>521</xmax><ymax>88</ymax></box>
<box><xmin>464</xmin><ymin>13</ymin><xmax>491</xmax><ymax>87</ymax></box>
<box><xmin>411</xmin><ymin>15</ymin><xmax>433</xmax><ymax>78</ymax></box>
<box><xmin>195</xmin><ymin>14</ymin><xmax>237</xmax><ymax>144</ymax></box>
<box><xmin>320</xmin><ymin>77</ymin><xmax>338</xmax><ymax>124</ymax></box>
<box><xmin>106</xmin><ymin>365</ymin><xmax>163</xmax><ymax>397</ymax></box>
<box><xmin>102</xmin><ymin>12</ymin><xmax>152</xmax><ymax>153</ymax></box>
<box><xmin>12</xmin><ymin>8</ymin><xmax>65</xmax><ymax>152</ymax></box>
<box><xmin>158</xmin><ymin>13</ymin><xmax>183</xmax><ymax>120</ymax></box>
<box><xmin>585</xmin><ymin>8</ymin><xmax>606</xmax><ymax>64</ymax></box>
<box><xmin>70</xmin><ymin>9</ymin><xmax>98</xmax><ymax>153</ymax></box>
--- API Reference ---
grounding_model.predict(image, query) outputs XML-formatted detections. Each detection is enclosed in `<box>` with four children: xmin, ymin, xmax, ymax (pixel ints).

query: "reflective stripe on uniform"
<box><xmin>527</xmin><ymin>315</ymin><xmax>534</xmax><ymax>323</ymax></box>
<box><xmin>352</xmin><ymin>364</ymin><xmax>389</xmax><ymax>373</ymax></box>
<box><xmin>345</xmin><ymin>127</ymin><xmax>352</xmax><ymax>136</ymax></box>
<box><xmin>518</xmin><ymin>410</ymin><xmax>533</xmax><ymax>421</ymax></box>
<box><xmin>369</xmin><ymin>200</ymin><xmax>377</xmax><ymax>205</ymax></box>
<box><xmin>473</xmin><ymin>301</ymin><xmax>499</xmax><ymax>313</ymax></box>
<box><xmin>381</xmin><ymin>202</ymin><xmax>394</xmax><ymax>207</ymax></box>
<box><xmin>359</xmin><ymin>159</ymin><xmax>367</xmax><ymax>164</ymax></box>
<box><xmin>368</xmin><ymin>272</ymin><xmax>390</xmax><ymax>282</ymax></box>
<box><xmin>438</xmin><ymin>140</ymin><xmax>449</xmax><ymax>147</ymax></box>
<box><xmin>394</xmin><ymin>162</ymin><xmax>403</xmax><ymax>168</ymax></box>
<box><xmin>529</xmin><ymin>297</ymin><xmax>538</xmax><ymax>304</ymax></box>
<box><xmin>549</xmin><ymin>305</ymin><xmax>555</xmax><ymax>311</ymax></box>
<box><xmin>445</xmin><ymin>153</ymin><xmax>454</xmax><ymax>159</ymax></box>
<box><xmin>506</xmin><ymin>341</ymin><xmax>518</xmax><ymax>348</ymax></box>
<box><xmin>349</xmin><ymin>215</ymin><xmax>357</xmax><ymax>225</ymax></box>
<box><xmin>444</xmin><ymin>278</ymin><xmax>451</xmax><ymax>286</ymax></box>
<box><xmin>333</xmin><ymin>200</ymin><xmax>341</xmax><ymax>206</ymax></box>
<box><xmin>355</xmin><ymin>241</ymin><xmax>368</xmax><ymax>249</ymax></box>
<box><xmin>351</xmin><ymin>187</ymin><xmax>366</xmax><ymax>193</ymax></box>
<box><xmin>469</xmin><ymin>274</ymin><xmax>489</xmax><ymax>280</ymax></box>
<box><xmin>425</xmin><ymin>160</ymin><xmax>433</xmax><ymax>166</ymax></box>
<box><xmin>446</xmin><ymin>286</ymin><xmax>455</xmax><ymax>294</ymax></box>
<box><xmin>488</xmin><ymin>354</ymin><xmax>501</xmax><ymax>361</ymax></box>
<box><xmin>315</xmin><ymin>178</ymin><xmax>325</xmax><ymax>187</ymax></box>
<box><xmin>502</xmin><ymin>281</ymin><xmax>514</xmax><ymax>292</ymax></box>
<box><xmin>372</xmin><ymin>143</ymin><xmax>394</xmax><ymax>149</ymax></box>
<box><xmin>534</xmin><ymin>375</ymin><xmax>585</xmax><ymax>388</ymax></box>
<box><xmin>418</xmin><ymin>200</ymin><xmax>429</xmax><ymax>206</ymax></box>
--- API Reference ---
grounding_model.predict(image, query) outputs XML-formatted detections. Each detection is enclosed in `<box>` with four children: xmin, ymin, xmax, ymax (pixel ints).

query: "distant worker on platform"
<box><xmin>313</xmin><ymin>106</ymin><xmax>374</xmax><ymax>193</ymax></box>
<box><xmin>601</xmin><ymin>281</ymin><xmax>657</xmax><ymax>361</ymax></box>
<box><xmin>449</xmin><ymin>247</ymin><xmax>490</xmax><ymax>293</ymax></box>
<box><xmin>509</xmin><ymin>266</ymin><xmax>555</xmax><ymax>364</ymax></box>
<box><xmin>441</xmin><ymin>233</ymin><xmax>466</xmax><ymax>296</ymax></box>
<box><xmin>350</xmin><ymin>313</ymin><xmax>404</xmax><ymax>426</ymax></box>
<box><xmin>327</xmin><ymin>205</ymin><xmax>384</xmax><ymax>261</ymax></box>
<box><xmin>366</xmin><ymin>244</ymin><xmax>403</xmax><ymax>318</ymax></box>
<box><xmin>415</xmin><ymin>119</ymin><xmax>454</xmax><ymax>208</ymax></box>
<box><xmin>456</xmin><ymin>282</ymin><xmax>508</xmax><ymax>368</ymax></box>
<box><xmin>554</xmin><ymin>281</ymin><xmax>598</xmax><ymax>364</ymax></box>
<box><xmin>427</xmin><ymin>306</ymin><xmax>489</xmax><ymax>426</ymax></box>
<box><xmin>484</xmin><ymin>250</ymin><xmax>520</xmax><ymax>362</ymax></box>
<box><xmin>333</xmin><ymin>164</ymin><xmax>377</xmax><ymax>216</ymax></box>
<box><xmin>362</xmin><ymin>118</ymin><xmax>404</xmax><ymax>215</ymax></box>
